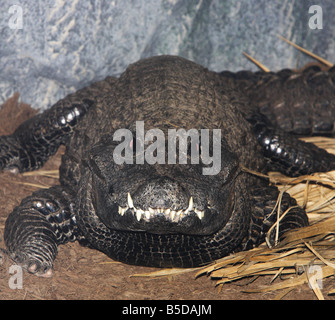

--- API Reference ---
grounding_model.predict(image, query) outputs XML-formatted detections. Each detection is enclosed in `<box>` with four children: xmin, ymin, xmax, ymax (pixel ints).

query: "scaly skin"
<box><xmin>1</xmin><ymin>56</ymin><xmax>334</xmax><ymax>275</ymax></box>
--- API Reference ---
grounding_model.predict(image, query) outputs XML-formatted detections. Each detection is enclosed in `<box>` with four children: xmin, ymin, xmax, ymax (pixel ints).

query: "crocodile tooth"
<box><xmin>188</xmin><ymin>197</ymin><xmax>194</xmax><ymax>211</ymax></box>
<box><xmin>127</xmin><ymin>193</ymin><xmax>134</xmax><ymax>208</ymax></box>
<box><xmin>149</xmin><ymin>207</ymin><xmax>155</xmax><ymax>214</ymax></box>
<box><xmin>195</xmin><ymin>209</ymin><xmax>204</xmax><ymax>220</ymax></box>
<box><xmin>136</xmin><ymin>209</ymin><xmax>142</xmax><ymax>221</ymax></box>
<box><xmin>175</xmin><ymin>209</ymin><xmax>184</xmax><ymax>219</ymax></box>
<box><xmin>170</xmin><ymin>210</ymin><xmax>176</xmax><ymax>220</ymax></box>
<box><xmin>118</xmin><ymin>206</ymin><xmax>127</xmax><ymax>216</ymax></box>
<box><xmin>145</xmin><ymin>210</ymin><xmax>150</xmax><ymax>219</ymax></box>
<box><xmin>165</xmin><ymin>208</ymin><xmax>171</xmax><ymax>215</ymax></box>
<box><xmin>184</xmin><ymin>197</ymin><xmax>194</xmax><ymax>215</ymax></box>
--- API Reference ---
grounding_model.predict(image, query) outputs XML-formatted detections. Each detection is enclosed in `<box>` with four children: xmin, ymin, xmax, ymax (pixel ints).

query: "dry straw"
<box><xmin>217</xmin><ymin>136</ymin><xmax>335</xmax><ymax>299</ymax></box>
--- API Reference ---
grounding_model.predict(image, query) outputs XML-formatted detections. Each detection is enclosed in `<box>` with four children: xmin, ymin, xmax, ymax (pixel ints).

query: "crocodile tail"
<box><xmin>245</xmin><ymin>65</ymin><xmax>335</xmax><ymax>136</ymax></box>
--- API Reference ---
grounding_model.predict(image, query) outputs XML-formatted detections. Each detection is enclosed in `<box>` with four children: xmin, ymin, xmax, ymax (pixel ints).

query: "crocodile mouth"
<box><xmin>117</xmin><ymin>193</ymin><xmax>205</xmax><ymax>222</ymax></box>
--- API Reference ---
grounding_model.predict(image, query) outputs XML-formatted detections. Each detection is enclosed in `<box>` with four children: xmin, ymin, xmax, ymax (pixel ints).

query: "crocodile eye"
<box><xmin>129</xmin><ymin>138</ymin><xmax>134</xmax><ymax>151</ymax></box>
<box><xmin>129</xmin><ymin>137</ymin><xmax>137</xmax><ymax>153</ymax></box>
<box><xmin>128</xmin><ymin>137</ymin><xmax>137</xmax><ymax>155</ymax></box>
<box><xmin>185</xmin><ymin>139</ymin><xmax>200</xmax><ymax>158</ymax></box>
<box><xmin>187</xmin><ymin>142</ymin><xmax>199</xmax><ymax>155</ymax></box>
<box><xmin>130</xmin><ymin>136</ymin><xmax>144</xmax><ymax>155</ymax></box>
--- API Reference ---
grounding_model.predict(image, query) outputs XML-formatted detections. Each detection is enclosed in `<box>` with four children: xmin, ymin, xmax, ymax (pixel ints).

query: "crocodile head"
<box><xmin>85</xmin><ymin>126</ymin><xmax>239</xmax><ymax>236</ymax></box>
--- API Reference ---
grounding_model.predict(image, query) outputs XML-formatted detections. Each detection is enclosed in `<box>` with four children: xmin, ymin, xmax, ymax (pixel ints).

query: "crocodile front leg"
<box><xmin>4</xmin><ymin>186</ymin><xmax>81</xmax><ymax>276</ymax></box>
<box><xmin>0</xmin><ymin>76</ymin><xmax>116</xmax><ymax>173</ymax></box>
<box><xmin>247</xmin><ymin>113</ymin><xmax>335</xmax><ymax>176</ymax></box>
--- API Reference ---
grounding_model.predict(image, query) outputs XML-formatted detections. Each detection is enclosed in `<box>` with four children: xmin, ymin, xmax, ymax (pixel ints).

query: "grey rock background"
<box><xmin>0</xmin><ymin>0</ymin><xmax>334</xmax><ymax>110</ymax></box>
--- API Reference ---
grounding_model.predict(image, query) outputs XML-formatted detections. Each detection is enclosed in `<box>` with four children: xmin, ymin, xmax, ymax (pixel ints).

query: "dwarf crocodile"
<box><xmin>2</xmin><ymin>55</ymin><xmax>335</xmax><ymax>276</ymax></box>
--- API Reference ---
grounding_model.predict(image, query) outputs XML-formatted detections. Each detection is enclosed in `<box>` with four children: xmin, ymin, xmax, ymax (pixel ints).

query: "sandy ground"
<box><xmin>0</xmin><ymin>93</ymin><xmax>333</xmax><ymax>300</ymax></box>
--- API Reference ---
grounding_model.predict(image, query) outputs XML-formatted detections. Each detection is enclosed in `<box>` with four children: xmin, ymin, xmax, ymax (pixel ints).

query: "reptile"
<box><xmin>1</xmin><ymin>55</ymin><xmax>335</xmax><ymax>277</ymax></box>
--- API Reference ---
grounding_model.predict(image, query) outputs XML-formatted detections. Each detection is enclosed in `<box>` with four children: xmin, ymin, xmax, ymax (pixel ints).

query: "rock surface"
<box><xmin>1</xmin><ymin>0</ymin><xmax>334</xmax><ymax>110</ymax></box>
